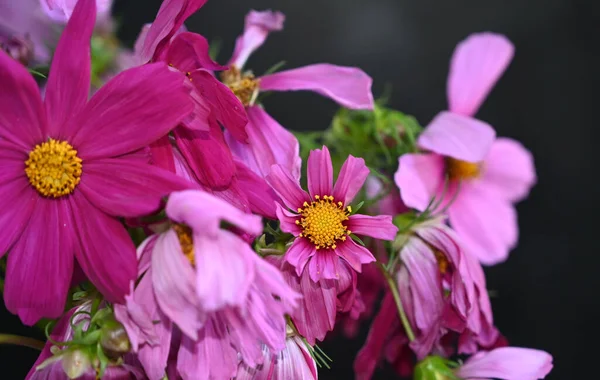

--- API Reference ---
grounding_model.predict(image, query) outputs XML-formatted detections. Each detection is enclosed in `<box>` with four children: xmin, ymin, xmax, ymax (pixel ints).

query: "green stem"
<box><xmin>376</xmin><ymin>262</ymin><xmax>415</xmax><ymax>342</ymax></box>
<box><xmin>0</xmin><ymin>334</ymin><xmax>45</xmax><ymax>351</ymax></box>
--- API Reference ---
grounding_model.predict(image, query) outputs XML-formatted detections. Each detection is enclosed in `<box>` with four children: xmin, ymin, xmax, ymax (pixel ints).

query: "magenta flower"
<box><xmin>354</xmin><ymin>218</ymin><xmax>501</xmax><ymax>379</ymax></box>
<box><xmin>395</xmin><ymin>33</ymin><xmax>536</xmax><ymax>265</ymax></box>
<box><xmin>0</xmin><ymin>0</ymin><xmax>193</xmax><ymax>325</ymax></box>
<box><xmin>267</xmin><ymin>146</ymin><xmax>397</xmax><ymax>282</ymax></box>
<box><xmin>455</xmin><ymin>347</ymin><xmax>553</xmax><ymax>380</ymax></box>
<box><xmin>224</xmin><ymin>10</ymin><xmax>374</xmax><ymax>180</ymax></box>
<box><xmin>115</xmin><ymin>190</ymin><xmax>299</xmax><ymax>379</ymax></box>
<box><xmin>235</xmin><ymin>333</ymin><xmax>318</xmax><ymax>380</ymax></box>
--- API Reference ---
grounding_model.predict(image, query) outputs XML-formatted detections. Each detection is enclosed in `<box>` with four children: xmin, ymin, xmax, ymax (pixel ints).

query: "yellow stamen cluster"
<box><xmin>173</xmin><ymin>224</ymin><xmax>195</xmax><ymax>266</ymax></box>
<box><xmin>220</xmin><ymin>65</ymin><xmax>260</xmax><ymax>106</ymax></box>
<box><xmin>445</xmin><ymin>157</ymin><xmax>481</xmax><ymax>181</ymax></box>
<box><xmin>296</xmin><ymin>195</ymin><xmax>351</xmax><ymax>250</ymax></box>
<box><xmin>24</xmin><ymin>138</ymin><xmax>82</xmax><ymax>198</ymax></box>
<box><xmin>432</xmin><ymin>248</ymin><xmax>450</xmax><ymax>274</ymax></box>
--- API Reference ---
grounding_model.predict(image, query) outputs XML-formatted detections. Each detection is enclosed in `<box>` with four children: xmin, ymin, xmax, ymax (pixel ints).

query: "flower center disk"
<box><xmin>173</xmin><ymin>224</ymin><xmax>195</xmax><ymax>265</ymax></box>
<box><xmin>25</xmin><ymin>138</ymin><xmax>82</xmax><ymax>198</ymax></box>
<box><xmin>296</xmin><ymin>195</ymin><xmax>351</xmax><ymax>250</ymax></box>
<box><xmin>445</xmin><ymin>157</ymin><xmax>481</xmax><ymax>181</ymax></box>
<box><xmin>220</xmin><ymin>66</ymin><xmax>260</xmax><ymax>106</ymax></box>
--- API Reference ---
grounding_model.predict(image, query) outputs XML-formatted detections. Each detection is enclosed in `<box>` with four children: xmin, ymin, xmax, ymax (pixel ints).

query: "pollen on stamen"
<box><xmin>296</xmin><ymin>194</ymin><xmax>351</xmax><ymax>250</ymax></box>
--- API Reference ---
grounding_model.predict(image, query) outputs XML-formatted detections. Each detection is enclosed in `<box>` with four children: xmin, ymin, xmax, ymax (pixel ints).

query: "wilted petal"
<box><xmin>455</xmin><ymin>347</ymin><xmax>553</xmax><ymax>380</ymax></box>
<box><xmin>228</xmin><ymin>10</ymin><xmax>285</xmax><ymax>68</ymax></box>
<box><xmin>167</xmin><ymin>32</ymin><xmax>226</xmax><ymax>72</ymax></box>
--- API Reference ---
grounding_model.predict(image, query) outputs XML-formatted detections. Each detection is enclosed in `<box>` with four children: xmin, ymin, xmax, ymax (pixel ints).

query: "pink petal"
<box><xmin>271</xmin><ymin>258</ymin><xmax>336</xmax><ymax>345</ymax></box>
<box><xmin>275</xmin><ymin>203</ymin><xmax>301</xmax><ymax>235</ymax></box>
<box><xmin>166</xmin><ymin>32</ymin><xmax>226</xmax><ymax>72</ymax></box>
<box><xmin>308</xmin><ymin>251</ymin><xmax>340</xmax><ymax>281</ymax></box>
<box><xmin>136</xmin><ymin>307</ymin><xmax>173</xmax><ymax>380</ymax></box>
<box><xmin>448</xmin><ymin>184</ymin><xmax>518</xmax><ymax>265</ymax></box>
<box><xmin>226</xmin><ymin>106</ymin><xmax>301</xmax><ymax>180</ymax></box>
<box><xmin>235</xmin><ymin>159</ymin><xmax>280</xmax><ymax>219</ymax></box>
<box><xmin>4</xmin><ymin>198</ymin><xmax>74</xmax><ymax>325</ymax></box>
<box><xmin>40</xmin><ymin>0</ymin><xmax>112</xmax><ymax>22</ymax></box>
<box><xmin>140</xmin><ymin>0</ymin><xmax>208</xmax><ymax>62</ymax></box>
<box><xmin>150</xmin><ymin>135</ymin><xmax>176</xmax><ymax>173</ymax></box>
<box><xmin>260</xmin><ymin>64</ymin><xmax>374</xmax><ymax>110</ymax></box>
<box><xmin>228</xmin><ymin>10</ymin><xmax>285</xmax><ymax>68</ymax></box>
<box><xmin>152</xmin><ymin>230</ymin><xmax>200</xmax><ymax>340</ymax></box>
<box><xmin>177</xmin><ymin>320</ymin><xmax>238</xmax><ymax>380</ymax></box>
<box><xmin>0</xmin><ymin>50</ymin><xmax>45</xmax><ymax>150</ymax></box>
<box><xmin>285</xmin><ymin>238</ymin><xmax>317</xmax><ymax>277</ymax></box>
<box><xmin>44</xmin><ymin>0</ymin><xmax>94</xmax><ymax>138</ymax></box>
<box><xmin>188</xmin><ymin>70</ymin><xmax>248</xmax><ymax>141</ymax></box>
<box><xmin>79</xmin><ymin>156</ymin><xmax>191</xmax><ymax>218</ymax></box>
<box><xmin>0</xmin><ymin>168</ymin><xmax>37</xmax><ymax>256</ymax></box>
<box><xmin>166</xmin><ymin>190</ymin><xmax>263</xmax><ymax>237</ymax></box>
<box><xmin>334</xmin><ymin>239</ymin><xmax>375</xmax><ymax>274</ymax></box>
<box><xmin>71</xmin><ymin>63</ymin><xmax>193</xmax><ymax>159</ymax></box>
<box><xmin>394</xmin><ymin>153</ymin><xmax>445</xmax><ymax>212</ymax></box>
<box><xmin>266</xmin><ymin>164</ymin><xmax>310</xmax><ymax>211</ymax></box>
<box><xmin>456</xmin><ymin>347</ymin><xmax>553</xmax><ymax>380</ymax></box>
<box><xmin>481</xmin><ymin>137</ymin><xmax>536</xmax><ymax>203</ymax></box>
<box><xmin>71</xmin><ymin>192</ymin><xmax>137</xmax><ymax>303</ymax></box>
<box><xmin>193</xmin><ymin>231</ymin><xmax>255</xmax><ymax>312</ymax></box>
<box><xmin>347</xmin><ymin>214</ymin><xmax>397</xmax><ymax>240</ymax></box>
<box><xmin>332</xmin><ymin>155</ymin><xmax>370</xmax><ymax>206</ymax></box>
<box><xmin>448</xmin><ymin>33</ymin><xmax>514</xmax><ymax>117</ymax></box>
<box><xmin>174</xmin><ymin>121</ymin><xmax>236</xmax><ymax>189</ymax></box>
<box><xmin>418</xmin><ymin>111</ymin><xmax>496</xmax><ymax>162</ymax></box>
<box><xmin>307</xmin><ymin>146</ymin><xmax>333</xmax><ymax>198</ymax></box>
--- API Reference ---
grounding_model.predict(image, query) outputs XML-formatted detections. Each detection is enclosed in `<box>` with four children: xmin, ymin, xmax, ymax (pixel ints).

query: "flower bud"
<box><xmin>413</xmin><ymin>356</ymin><xmax>456</xmax><ymax>380</ymax></box>
<box><xmin>100</xmin><ymin>322</ymin><xmax>131</xmax><ymax>360</ymax></box>
<box><xmin>60</xmin><ymin>349</ymin><xmax>92</xmax><ymax>379</ymax></box>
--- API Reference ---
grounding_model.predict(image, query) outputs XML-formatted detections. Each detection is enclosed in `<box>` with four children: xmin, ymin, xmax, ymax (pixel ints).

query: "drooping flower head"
<box><xmin>115</xmin><ymin>190</ymin><xmax>300</xmax><ymax>380</ymax></box>
<box><xmin>224</xmin><ymin>10</ymin><xmax>375</xmax><ymax>181</ymax></box>
<box><xmin>0</xmin><ymin>0</ymin><xmax>193</xmax><ymax>325</ymax></box>
<box><xmin>395</xmin><ymin>32</ymin><xmax>536</xmax><ymax>265</ymax></box>
<box><xmin>267</xmin><ymin>146</ymin><xmax>398</xmax><ymax>283</ymax></box>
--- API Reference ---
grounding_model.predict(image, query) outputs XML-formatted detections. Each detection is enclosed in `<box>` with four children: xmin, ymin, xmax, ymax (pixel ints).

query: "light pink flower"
<box><xmin>40</xmin><ymin>0</ymin><xmax>112</xmax><ymax>23</ymax></box>
<box><xmin>224</xmin><ymin>10</ymin><xmax>374</xmax><ymax>181</ymax></box>
<box><xmin>115</xmin><ymin>190</ymin><xmax>299</xmax><ymax>380</ymax></box>
<box><xmin>266</xmin><ymin>146</ymin><xmax>398</xmax><ymax>283</ymax></box>
<box><xmin>235</xmin><ymin>334</ymin><xmax>318</xmax><ymax>380</ymax></box>
<box><xmin>455</xmin><ymin>347</ymin><xmax>553</xmax><ymax>380</ymax></box>
<box><xmin>395</xmin><ymin>33</ymin><xmax>536</xmax><ymax>265</ymax></box>
<box><xmin>0</xmin><ymin>0</ymin><xmax>192</xmax><ymax>325</ymax></box>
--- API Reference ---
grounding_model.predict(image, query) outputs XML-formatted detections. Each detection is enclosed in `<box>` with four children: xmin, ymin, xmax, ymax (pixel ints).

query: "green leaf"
<box><xmin>263</xmin><ymin>60</ymin><xmax>286</xmax><ymax>76</ymax></box>
<box><xmin>352</xmin><ymin>200</ymin><xmax>365</xmax><ymax>214</ymax></box>
<box><xmin>350</xmin><ymin>234</ymin><xmax>366</xmax><ymax>247</ymax></box>
<box><xmin>413</xmin><ymin>356</ymin><xmax>459</xmax><ymax>380</ymax></box>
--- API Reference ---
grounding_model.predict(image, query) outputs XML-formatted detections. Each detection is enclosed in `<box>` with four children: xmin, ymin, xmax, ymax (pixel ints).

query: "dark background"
<box><xmin>3</xmin><ymin>0</ymin><xmax>598</xmax><ymax>378</ymax></box>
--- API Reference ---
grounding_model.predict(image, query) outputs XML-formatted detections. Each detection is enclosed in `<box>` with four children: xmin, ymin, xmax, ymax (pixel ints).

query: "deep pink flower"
<box><xmin>267</xmin><ymin>146</ymin><xmax>398</xmax><ymax>283</ymax></box>
<box><xmin>455</xmin><ymin>347</ymin><xmax>553</xmax><ymax>380</ymax></box>
<box><xmin>394</xmin><ymin>33</ymin><xmax>536</xmax><ymax>265</ymax></box>
<box><xmin>134</xmin><ymin>0</ymin><xmax>251</xmax><ymax>202</ymax></box>
<box><xmin>0</xmin><ymin>0</ymin><xmax>192</xmax><ymax>325</ymax></box>
<box><xmin>40</xmin><ymin>0</ymin><xmax>113</xmax><ymax>23</ymax></box>
<box><xmin>224</xmin><ymin>10</ymin><xmax>374</xmax><ymax>180</ymax></box>
<box><xmin>115</xmin><ymin>190</ymin><xmax>299</xmax><ymax>379</ymax></box>
<box><xmin>235</xmin><ymin>333</ymin><xmax>318</xmax><ymax>380</ymax></box>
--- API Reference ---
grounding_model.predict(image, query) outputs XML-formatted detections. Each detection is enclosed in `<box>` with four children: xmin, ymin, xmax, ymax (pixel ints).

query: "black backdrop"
<box><xmin>2</xmin><ymin>0</ymin><xmax>598</xmax><ymax>378</ymax></box>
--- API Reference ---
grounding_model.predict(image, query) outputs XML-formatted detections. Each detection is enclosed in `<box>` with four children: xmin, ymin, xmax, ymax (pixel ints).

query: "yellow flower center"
<box><xmin>296</xmin><ymin>195</ymin><xmax>352</xmax><ymax>250</ymax></box>
<box><xmin>445</xmin><ymin>157</ymin><xmax>481</xmax><ymax>181</ymax></box>
<box><xmin>173</xmin><ymin>224</ymin><xmax>195</xmax><ymax>266</ymax></box>
<box><xmin>24</xmin><ymin>139</ymin><xmax>82</xmax><ymax>198</ymax></box>
<box><xmin>431</xmin><ymin>247</ymin><xmax>450</xmax><ymax>275</ymax></box>
<box><xmin>220</xmin><ymin>65</ymin><xmax>260</xmax><ymax>106</ymax></box>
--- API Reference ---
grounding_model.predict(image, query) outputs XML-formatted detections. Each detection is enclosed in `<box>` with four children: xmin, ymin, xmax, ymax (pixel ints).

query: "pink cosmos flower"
<box><xmin>267</xmin><ymin>146</ymin><xmax>397</xmax><ymax>282</ymax></box>
<box><xmin>115</xmin><ymin>190</ymin><xmax>299</xmax><ymax>379</ymax></box>
<box><xmin>235</xmin><ymin>332</ymin><xmax>318</xmax><ymax>380</ymax></box>
<box><xmin>354</xmin><ymin>218</ymin><xmax>500</xmax><ymax>379</ymax></box>
<box><xmin>224</xmin><ymin>10</ymin><xmax>375</xmax><ymax>180</ymax></box>
<box><xmin>455</xmin><ymin>347</ymin><xmax>553</xmax><ymax>380</ymax></box>
<box><xmin>394</xmin><ymin>33</ymin><xmax>536</xmax><ymax>265</ymax></box>
<box><xmin>40</xmin><ymin>0</ymin><xmax>113</xmax><ymax>23</ymax></box>
<box><xmin>0</xmin><ymin>0</ymin><xmax>193</xmax><ymax>325</ymax></box>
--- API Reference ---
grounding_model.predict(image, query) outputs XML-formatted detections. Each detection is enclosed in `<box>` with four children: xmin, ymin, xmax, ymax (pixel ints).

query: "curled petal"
<box><xmin>228</xmin><ymin>10</ymin><xmax>285</xmax><ymax>68</ymax></box>
<box><xmin>260</xmin><ymin>64</ymin><xmax>374</xmax><ymax>110</ymax></box>
<box><xmin>167</xmin><ymin>32</ymin><xmax>227</xmax><ymax>72</ymax></box>
<box><xmin>456</xmin><ymin>347</ymin><xmax>553</xmax><ymax>380</ymax></box>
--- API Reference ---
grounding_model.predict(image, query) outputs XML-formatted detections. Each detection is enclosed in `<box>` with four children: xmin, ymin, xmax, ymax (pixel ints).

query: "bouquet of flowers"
<box><xmin>0</xmin><ymin>0</ymin><xmax>553</xmax><ymax>379</ymax></box>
